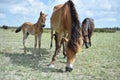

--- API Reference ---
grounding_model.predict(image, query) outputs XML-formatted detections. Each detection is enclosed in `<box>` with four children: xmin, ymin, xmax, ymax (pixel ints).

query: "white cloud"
<box><xmin>9</xmin><ymin>4</ymin><xmax>29</xmax><ymax>15</ymax></box>
<box><xmin>0</xmin><ymin>13</ymin><xmax>6</xmax><ymax>19</ymax></box>
<box><xmin>96</xmin><ymin>17</ymin><xmax>117</xmax><ymax>22</ymax></box>
<box><xmin>0</xmin><ymin>0</ymin><xmax>119</xmax><ymax>27</ymax></box>
<box><xmin>102</xmin><ymin>1</ymin><xmax>112</xmax><ymax>10</ymax></box>
<box><xmin>85</xmin><ymin>10</ymin><xmax>94</xmax><ymax>17</ymax></box>
<box><xmin>9</xmin><ymin>0</ymin><xmax>48</xmax><ymax>15</ymax></box>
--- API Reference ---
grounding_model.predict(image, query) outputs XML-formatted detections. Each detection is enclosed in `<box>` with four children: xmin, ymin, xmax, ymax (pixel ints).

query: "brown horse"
<box><xmin>50</xmin><ymin>4</ymin><xmax>67</xmax><ymax>58</ymax></box>
<box><xmin>81</xmin><ymin>18</ymin><xmax>95</xmax><ymax>48</ymax></box>
<box><xmin>15</xmin><ymin>11</ymin><xmax>47</xmax><ymax>55</ymax></box>
<box><xmin>50</xmin><ymin>0</ymin><xmax>83</xmax><ymax>72</ymax></box>
<box><xmin>50</xmin><ymin>4</ymin><xmax>64</xmax><ymax>49</ymax></box>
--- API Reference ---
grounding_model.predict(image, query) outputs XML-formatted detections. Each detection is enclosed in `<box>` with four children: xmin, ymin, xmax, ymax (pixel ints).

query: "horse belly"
<box><xmin>52</xmin><ymin>24</ymin><xmax>62</xmax><ymax>33</ymax></box>
<box><xmin>26</xmin><ymin>26</ymin><xmax>35</xmax><ymax>35</ymax></box>
<box><xmin>51</xmin><ymin>9</ymin><xmax>64</xmax><ymax>33</ymax></box>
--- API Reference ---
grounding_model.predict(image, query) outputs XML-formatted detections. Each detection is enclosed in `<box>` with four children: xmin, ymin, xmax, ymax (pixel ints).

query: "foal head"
<box><xmin>38</xmin><ymin>11</ymin><xmax>47</xmax><ymax>28</ymax></box>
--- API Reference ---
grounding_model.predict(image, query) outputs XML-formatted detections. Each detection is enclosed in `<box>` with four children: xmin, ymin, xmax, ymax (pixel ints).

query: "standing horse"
<box><xmin>15</xmin><ymin>11</ymin><xmax>47</xmax><ymax>55</ymax></box>
<box><xmin>81</xmin><ymin>18</ymin><xmax>95</xmax><ymax>48</ymax></box>
<box><xmin>50</xmin><ymin>4</ymin><xmax>67</xmax><ymax>58</ymax></box>
<box><xmin>50</xmin><ymin>0</ymin><xmax>83</xmax><ymax>72</ymax></box>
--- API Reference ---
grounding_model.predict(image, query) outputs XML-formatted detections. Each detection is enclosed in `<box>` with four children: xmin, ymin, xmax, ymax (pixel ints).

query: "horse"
<box><xmin>15</xmin><ymin>11</ymin><xmax>47</xmax><ymax>55</ymax></box>
<box><xmin>81</xmin><ymin>18</ymin><xmax>95</xmax><ymax>48</ymax></box>
<box><xmin>50</xmin><ymin>0</ymin><xmax>83</xmax><ymax>72</ymax></box>
<box><xmin>50</xmin><ymin>4</ymin><xmax>67</xmax><ymax>58</ymax></box>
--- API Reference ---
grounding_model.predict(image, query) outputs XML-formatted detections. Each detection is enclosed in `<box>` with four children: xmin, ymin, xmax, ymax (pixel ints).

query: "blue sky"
<box><xmin>0</xmin><ymin>0</ymin><xmax>120</xmax><ymax>28</ymax></box>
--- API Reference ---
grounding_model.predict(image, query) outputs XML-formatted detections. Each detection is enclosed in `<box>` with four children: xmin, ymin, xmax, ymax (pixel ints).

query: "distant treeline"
<box><xmin>94</xmin><ymin>27</ymin><xmax>120</xmax><ymax>33</ymax></box>
<box><xmin>0</xmin><ymin>25</ymin><xmax>18</xmax><ymax>29</ymax></box>
<box><xmin>0</xmin><ymin>25</ymin><xmax>120</xmax><ymax>33</ymax></box>
<box><xmin>45</xmin><ymin>27</ymin><xmax>120</xmax><ymax>33</ymax></box>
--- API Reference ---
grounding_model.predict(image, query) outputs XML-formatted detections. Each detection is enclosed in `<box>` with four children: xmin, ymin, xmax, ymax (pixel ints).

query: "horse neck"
<box><xmin>35</xmin><ymin>17</ymin><xmax>41</xmax><ymax>27</ymax></box>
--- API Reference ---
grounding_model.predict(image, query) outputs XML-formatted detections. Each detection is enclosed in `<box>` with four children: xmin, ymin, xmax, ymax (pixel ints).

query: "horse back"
<box><xmin>82</xmin><ymin>18</ymin><xmax>94</xmax><ymax>36</ymax></box>
<box><xmin>88</xmin><ymin>18</ymin><xmax>94</xmax><ymax>36</ymax></box>
<box><xmin>22</xmin><ymin>22</ymin><xmax>38</xmax><ymax>35</ymax></box>
<box><xmin>51</xmin><ymin>3</ymin><xmax>71</xmax><ymax>33</ymax></box>
<box><xmin>22</xmin><ymin>22</ymin><xmax>33</xmax><ymax>27</ymax></box>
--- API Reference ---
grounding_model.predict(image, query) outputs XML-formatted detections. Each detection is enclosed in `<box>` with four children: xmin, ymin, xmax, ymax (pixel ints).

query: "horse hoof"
<box><xmin>48</xmin><ymin>64</ymin><xmax>55</xmax><ymax>68</ymax></box>
<box><xmin>65</xmin><ymin>67</ymin><xmax>73</xmax><ymax>72</ymax></box>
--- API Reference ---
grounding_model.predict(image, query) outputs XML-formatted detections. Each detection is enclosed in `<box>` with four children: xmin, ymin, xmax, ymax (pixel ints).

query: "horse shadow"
<box><xmin>20</xmin><ymin>48</ymin><xmax>49</xmax><ymax>56</ymax></box>
<box><xmin>0</xmin><ymin>48</ymin><xmax>64</xmax><ymax>73</ymax></box>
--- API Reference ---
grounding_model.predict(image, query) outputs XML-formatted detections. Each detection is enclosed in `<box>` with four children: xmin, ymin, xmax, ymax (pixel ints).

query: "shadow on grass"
<box><xmin>0</xmin><ymin>48</ymin><xmax>65</xmax><ymax>73</ymax></box>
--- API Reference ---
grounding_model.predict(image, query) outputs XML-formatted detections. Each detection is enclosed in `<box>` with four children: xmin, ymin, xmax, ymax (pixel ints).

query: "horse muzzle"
<box><xmin>65</xmin><ymin>66</ymin><xmax>73</xmax><ymax>72</ymax></box>
<box><xmin>85</xmin><ymin>42</ymin><xmax>90</xmax><ymax>48</ymax></box>
<box><xmin>41</xmin><ymin>23</ymin><xmax>46</xmax><ymax>27</ymax></box>
<box><xmin>65</xmin><ymin>64</ymin><xmax>73</xmax><ymax>72</ymax></box>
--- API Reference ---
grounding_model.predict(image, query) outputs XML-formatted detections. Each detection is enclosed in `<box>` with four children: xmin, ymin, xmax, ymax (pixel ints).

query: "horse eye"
<box><xmin>84</xmin><ymin>35</ymin><xmax>88</xmax><ymax>37</ymax></box>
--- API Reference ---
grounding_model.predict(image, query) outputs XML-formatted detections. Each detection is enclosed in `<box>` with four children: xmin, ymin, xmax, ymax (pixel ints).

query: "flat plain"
<box><xmin>0</xmin><ymin>29</ymin><xmax>120</xmax><ymax>80</ymax></box>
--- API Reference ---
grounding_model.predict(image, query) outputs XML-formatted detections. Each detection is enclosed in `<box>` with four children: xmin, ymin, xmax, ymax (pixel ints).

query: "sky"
<box><xmin>0</xmin><ymin>0</ymin><xmax>120</xmax><ymax>28</ymax></box>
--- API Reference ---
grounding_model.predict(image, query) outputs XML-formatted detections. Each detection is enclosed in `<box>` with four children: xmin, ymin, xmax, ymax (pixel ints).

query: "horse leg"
<box><xmin>33</xmin><ymin>35</ymin><xmax>37</xmax><ymax>55</ymax></box>
<box><xmin>89</xmin><ymin>36</ymin><xmax>91</xmax><ymax>46</ymax></box>
<box><xmin>38</xmin><ymin>34</ymin><xmax>42</xmax><ymax>56</ymax></box>
<box><xmin>65</xmin><ymin>47</ymin><xmax>76</xmax><ymax>72</ymax></box>
<box><xmin>49</xmin><ymin>33</ymin><xmax>62</xmax><ymax>67</ymax></box>
<box><xmin>61</xmin><ymin>33</ymin><xmax>68</xmax><ymax>58</ymax></box>
<box><xmin>50</xmin><ymin>29</ymin><xmax>53</xmax><ymax>49</ymax></box>
<box><xmin>62</xmin><ymin>40</ymin><xmax>66</xmax><ymax>58</ymax></box>
<box><xmin>23</xmin><ymin>32</ymin><xmax>27</xmax><ymax>54</ymax></box>
<box><xmin>34</xmin><ymin>35</ymin><xmax>37</xmax><ymax>49</ymax></box>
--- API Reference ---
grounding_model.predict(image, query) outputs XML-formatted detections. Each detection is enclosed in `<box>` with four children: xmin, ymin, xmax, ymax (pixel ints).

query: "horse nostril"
<box><xmin>42</xmin><ymin>24</ymin><xmax>45</xmax><ymax>27</ymax></box>
<box><xmin>85</xmin><ymin>42</ymin><xmax>90</xmax><ymax>48</ymax></box>
<box><xmin>65</xmin><ymin>66</ymin><xmax>73</xmax><ymax>72</ymax></box>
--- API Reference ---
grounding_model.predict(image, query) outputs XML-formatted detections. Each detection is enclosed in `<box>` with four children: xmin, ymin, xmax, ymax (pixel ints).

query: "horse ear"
<box><xmin>40</xmin><ymin>11</ymin><xmax>42</xmax><ymax>15</ymax></box>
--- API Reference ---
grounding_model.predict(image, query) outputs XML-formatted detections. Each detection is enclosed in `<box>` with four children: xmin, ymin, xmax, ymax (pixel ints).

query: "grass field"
<box><xmin>0</xmin><ymin>29</ymin><xmax>120</xmax><ymax>80</ymax></box>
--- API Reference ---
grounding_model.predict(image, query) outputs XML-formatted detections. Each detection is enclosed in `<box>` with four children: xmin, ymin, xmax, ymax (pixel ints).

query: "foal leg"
<box><xmin>38</xmin><ymin>34</ymin><xmax>42</xmax><ymax>56</ymax></box>
<box><xmin>33</xmin><ymin>35</ymin><xmax>37</xmax><ymax>55</ymax></box>
<box><xmin>34</xmin><ymin>35</ymin><xmax>37</xmax><ymax>48</ymax></box>
<box><xmin>23</xmin><ymin>33</ymin><xmax>27</xmax><ymax>54</ymax></box>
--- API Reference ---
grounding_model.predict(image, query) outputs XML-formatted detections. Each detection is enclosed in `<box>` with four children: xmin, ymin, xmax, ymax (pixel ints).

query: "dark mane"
<box><xmin>67</xmin><ymin>0</ymin><xmax>81</xmax><ymax>53</ymax></box>
<box><xmin>82</xmin><ymin>18</ymin><xmax>88</xmax><ymax>34</ymax></box>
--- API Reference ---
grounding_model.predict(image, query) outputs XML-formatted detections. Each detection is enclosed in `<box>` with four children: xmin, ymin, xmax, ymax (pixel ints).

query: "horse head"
<box><xmin>39</xmin><ymin>11</ymin><xmax>48</xmax><ymax>28</ymax></box>
<box><xmin>81</xmin><ymin>18</ymin><xmax>95</xmax><ymax>48</ymax></box>
<box><xmin>82</xmin><ymin>33</ymin><xmax>91</xmax><ymax>48</ymax></box>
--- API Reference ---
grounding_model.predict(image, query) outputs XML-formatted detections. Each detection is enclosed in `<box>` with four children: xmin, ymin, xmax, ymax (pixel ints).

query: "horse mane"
<box><xmin>82</xmin><ymin>18</ymin><xmax>89</xmax><ymax>35</ymax></box>
<box><xmin>67</xmin><ymin>0</ymin><xmax>81</xmax><ymax>53</ymax></box>
<box><xmin>36</xmin><ymin>16</ymin><xmax>41</xmax><ymax>27</ymax></box>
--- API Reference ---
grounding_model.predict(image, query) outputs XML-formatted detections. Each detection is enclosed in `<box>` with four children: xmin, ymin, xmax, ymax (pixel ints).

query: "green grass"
<box><xmin>0</xmin><ymin>29</ymin><xmax>120</xmax><ymax>80</ymax></box>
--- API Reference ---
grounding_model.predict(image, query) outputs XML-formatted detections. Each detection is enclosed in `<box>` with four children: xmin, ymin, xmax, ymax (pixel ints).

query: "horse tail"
<box><xmin>15</xmin><ymin>26</ymin><xmax>22</xmax><ymax>33</ymax></box>
<box><xmin>67</xmin><ymin>0</ymin><xmax>81</xmax><ymax>53</ymax></box>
